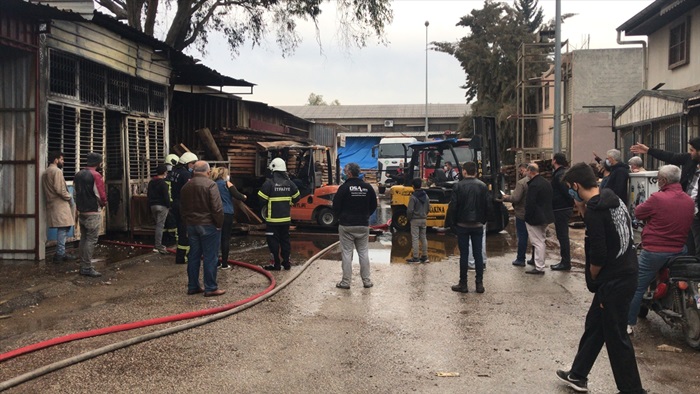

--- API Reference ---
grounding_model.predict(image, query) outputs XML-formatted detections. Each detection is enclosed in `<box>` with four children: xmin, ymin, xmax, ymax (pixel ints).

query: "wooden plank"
<box><xmin>196</xmin><ymin>128</ymin><xmax>224</xmax><ymax>161</ymax></box>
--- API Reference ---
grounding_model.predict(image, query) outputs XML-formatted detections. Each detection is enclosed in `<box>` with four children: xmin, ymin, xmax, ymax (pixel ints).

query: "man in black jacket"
<box><xmin>333</xmin><ymin>163</ymin><xmax>378</xmax><ymax>289</ymax></box>
<box><xmin>524</xmin><ymin>163</ymin><xmax>554</xmax><ymax>275</ymax></box>
<box><xmin>556</xmin><ymin>163</ymin><xmax>645</xmax><ymax>394</ymax></box>
<box><xmin>631</xmin><ymin>137</ymin><xmax>700</xmax><ymax>256</ymax></box>
<box><xmin>446</xmin><ymin>161</ymin><xmax>488</xmax><ymax>293</ymax></box>
<box><xmin>551</xmin><ymin>153</ymin><xmax>574</xmax><ymax>270</ymax></box>
<box><xmin>602</xmin><ymin>149</ymin><xmax>630</xmax><ymax>204</ymax></box>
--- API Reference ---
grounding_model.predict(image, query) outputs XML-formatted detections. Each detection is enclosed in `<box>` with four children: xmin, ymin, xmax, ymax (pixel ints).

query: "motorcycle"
<box><xmin>638</xmin><ymin>255</ymin><xmax>700</xmax><ymax>349</ymax></box>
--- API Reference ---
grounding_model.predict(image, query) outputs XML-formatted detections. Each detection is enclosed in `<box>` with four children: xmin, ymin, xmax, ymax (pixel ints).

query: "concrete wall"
<box><xmin>647</xmin><ymin>7</ymin><xmax>700</xmax><ymax>90</ymax></box>
<box><xmin>571</xmin><ymin>112</ymin><xmax>615</xmax><ymax>165</ymax></box>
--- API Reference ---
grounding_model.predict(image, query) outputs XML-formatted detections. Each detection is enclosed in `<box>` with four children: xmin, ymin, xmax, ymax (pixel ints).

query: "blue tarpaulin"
<box><xmin>338</xmin><ymin>137</ymin><xmax>381</xmax><ymax>170</ymax></box>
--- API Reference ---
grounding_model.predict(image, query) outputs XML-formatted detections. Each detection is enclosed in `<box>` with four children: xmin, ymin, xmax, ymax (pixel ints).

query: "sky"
<box><xmin>188</xmin><ymin>0</ymin><xmax>656</xmax><ymax>106</ymax></box>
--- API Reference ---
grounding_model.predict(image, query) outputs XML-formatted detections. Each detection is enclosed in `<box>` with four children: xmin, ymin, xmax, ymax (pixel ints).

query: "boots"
<box><xmin>451</xmin><ymin>282</ymin><xmax>469</xmax><ymax>293</ymax></box>
<box><xmin>475</xmin><ymin>282</ymin><xmax>485</xmax><ymax>294</ymax></box>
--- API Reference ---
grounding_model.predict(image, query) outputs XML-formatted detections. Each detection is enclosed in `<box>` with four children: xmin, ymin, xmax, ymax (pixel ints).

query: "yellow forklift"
<box><xmin>389</xmin><ymin>117</ymin><xmax>509</xmax><ymax>233</ymax></box>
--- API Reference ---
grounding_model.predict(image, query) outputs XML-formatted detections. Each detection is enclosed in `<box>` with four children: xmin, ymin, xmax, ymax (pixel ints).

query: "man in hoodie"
<box><xmin>406</xmin><ymin>178</ymin><xmax>430</xmax><ymax>263</ymax></box>
<box><xmin>627</xmin><ymin>165</ymin><xmax>694</xmax><ymax>335</ymax></box>
<box><xmin>550</xmin><ymin>153</ymin><xmax>574</xmax><ymax>271</ymax></box>
<box><xmin>556</xmin><ymin>163</ymin><xmax>645</xmax><ymax>394</ymax></box>
<box><xmin>258</xmin><ymin>157</ymin><xmax>301</xmax><ymax>271</ymax></box>
<box><xmin>601</xmin><ymin>149</ymin><xmax>630</xmax><ymax>204</ymax></box>
<box><xmin>631</xmin><ymin>137</ymin><xmax>700</xmax><ymax>256</ymax></box>
<box><xmin>333</xmin><ymin>162</ymin><xmax>378</xmax><ymax>289</ymax></box>
<box><xmin>74</xmin><ymin>152</ymin><xmax>107</xmax><ymax>278</ymax></box>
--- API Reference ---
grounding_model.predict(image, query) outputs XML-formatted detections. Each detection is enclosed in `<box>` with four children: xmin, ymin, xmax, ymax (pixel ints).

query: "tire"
<box><xmin>683</xmin><ymin>308</ymin><xmax>700</xmax><ymax>350</ymax></box>
<box><xmin>638</xmin><ymin>305</ymin><xmax>649</xmax><ymax>319</ymax></box>
<box><xmin>391</xmin><ymin>207</ymin><xmax>410</xmax><ymax>232</ymax></box>
<box><xmin>316</xmin><ymin>207</ymin><xmax>337</xmax><ymax>227</ymax></box>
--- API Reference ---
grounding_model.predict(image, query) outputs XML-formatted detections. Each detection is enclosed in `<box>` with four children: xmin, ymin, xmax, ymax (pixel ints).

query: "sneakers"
<box><xmin>79</xmin><ymin>268</ymin><xmax>102</xmax><ymax>278</ymax></box>
<box><xmin>53</xmin><ymin>253</ymin><xmax>77</xmax><ymax>263</ymax></box>
<box><xmin>219</xmin><ymin>264</ymin><xmax>232</xmax><ymax>270</ymax></box>
<box><xmin>336</xmin><ymin>281</ymin><xmax>350</xmax><ymax>289</ymax></box>
<box><xmin>555</xmin><ymin>369</ymin><xmax>588</xmax><ymax>392</ymax></box>
<box><xmin>627</xmin><ymin>325</ymin><xmax>634</xmax><ymax>335</ymax></box>
<box><xmin>512</xmin><ymin>259</ymin><xmax>526</xmax><ymax>267</ymax></box>
<box><xmin>475</xmin><ymin>282</ymin><xmax>485</xmax><ymax>294</ymax></box>
<box><xmin>406</xmin><ymin>257</ymin><xmax>421</xmax><ymax>263</ymax></box>
<box><xmin>363</xmin><ymin>280</ymin><xmax>374</xmax><ymax>288</ymax></box>
<box><xmin>420</xmin><ymin>256</ymin><xmax>430</xmax><ymax>263</ymax></box>
<box><xmin>152</xmin><ymin>248</ymin><xmax>168</xmax><ymax>254</ymax></box>
<box><xmin>263</xmin><ymin>264</ymin><xmax>281</xmax><ymax>271</ymax></box>
<box><xmin>451</xmin><ymin>283</ymin><xmax>469</xmax><ymax>293</ymax></box>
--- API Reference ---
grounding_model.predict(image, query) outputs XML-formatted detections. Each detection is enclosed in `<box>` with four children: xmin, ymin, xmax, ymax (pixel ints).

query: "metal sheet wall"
<box><xmin>0</xmin><ymin>46</ymin><xmax>37</xmax><ymax>259</ymax></box>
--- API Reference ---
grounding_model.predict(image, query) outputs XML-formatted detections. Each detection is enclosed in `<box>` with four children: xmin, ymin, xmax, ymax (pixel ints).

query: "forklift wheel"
<box><xmin>391</xmin><ymin>207</ymin><xmax>410</xmax><ymax>232</ymax></box>
<box><xmin>316</xmin><ymin>207</ymin><xmax>337</xmax><ymax>227</ymax></box>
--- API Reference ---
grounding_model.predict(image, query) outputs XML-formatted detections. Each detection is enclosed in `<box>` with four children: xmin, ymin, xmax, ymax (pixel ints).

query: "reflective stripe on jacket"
<box><xmin>258</xmin><ymin>172</ymin><xmax>300</xmax><ymax>224</ymax></box>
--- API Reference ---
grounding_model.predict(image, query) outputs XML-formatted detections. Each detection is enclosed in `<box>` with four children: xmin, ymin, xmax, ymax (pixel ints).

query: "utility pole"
<box><xmin>553</xmin><ymin>0</ymin><xmax>562</xmax><ymax>153</ymax></box>
<box><xmin>424</xmin><ymin>20</ymin><xmax>429</xmax><ymax>140</ymax></box>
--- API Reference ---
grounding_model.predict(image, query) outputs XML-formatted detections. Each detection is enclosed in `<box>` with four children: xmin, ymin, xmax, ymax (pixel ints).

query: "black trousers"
<box><xmin>220</xmin><ymin>213</ymin><xmax>234</xmax><ymax>263</ymax></box>
<box><xmin>570</xmin><ymin>276</ymin><xmax>645</xmax><ymax>393</ymax></box>
<box><xmin>172</xmin><ymin>201</ymin><xmax>189</xmax><ymax>264</ymax></box>
<box><xmin>553</xmin><ymin>208</ymin><xmax>572</xmax><ymax>264</ymax></box>
<box><xmin>266</xmin><ymin>224</ymin><xmax>291</xmax><ymax>267</ymax></box>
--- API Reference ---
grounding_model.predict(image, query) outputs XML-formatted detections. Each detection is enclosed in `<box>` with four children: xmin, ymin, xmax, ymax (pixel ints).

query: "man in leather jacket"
<box><xmin>551</xmin><ymin>153</ymin><xmax>574</xmax><ymax>271</ymax></box>
<box><xmin>524</xmin><ymin>163</ymin><xmax>554</xmax><ymax>274</ymax></box>
<box><xmin>445</xmin><ymin>161</ymin><xmax>488</xmax><ymax>294</ymax></box>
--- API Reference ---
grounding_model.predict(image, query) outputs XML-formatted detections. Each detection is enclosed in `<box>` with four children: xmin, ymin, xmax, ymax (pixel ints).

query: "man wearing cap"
<box><xmin>148</xmin><ymin>164</ymin><xmax>170</xmax><ymax>254</ymax></box>
<box><xmin>258</xmin><ymin>157</ymin><xmax>301</xmax><ymax>271</ymax></box>
<box><xmin>74</xmin><ymin>152</ymin><xmax>107</xmax><ymax>277</ymax></box>
<box><xmin>632</xmin><ymin>137</ymin><xmax>700</xmax><ymax>256</ymax></box>
<box><xmin>167</xmin><ymin>151</ymin><xmax>198</xmax><ymax>264</ymax></box>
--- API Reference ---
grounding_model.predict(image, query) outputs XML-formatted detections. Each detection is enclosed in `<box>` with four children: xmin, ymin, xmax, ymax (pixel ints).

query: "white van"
<box><xmin>373</xmin><ymin>137</ymin><xmax>418</xmax><ymax>194</ymax></box>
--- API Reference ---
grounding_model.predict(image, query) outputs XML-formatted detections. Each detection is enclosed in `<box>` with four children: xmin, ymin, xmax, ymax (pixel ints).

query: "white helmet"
<box><xmin>179</xmin><ymin>152</ymin><xmax>198</xmax><ymax>164</ymax></box>
<box><xmin>269</xmin><ymin>157</ymin><xmax>287</xmax><ymax>172</ymax></box>
<box><xmin>165</xmin><ymin>154</ymin><xmax>179</xmax><ymax>166</ymax></box>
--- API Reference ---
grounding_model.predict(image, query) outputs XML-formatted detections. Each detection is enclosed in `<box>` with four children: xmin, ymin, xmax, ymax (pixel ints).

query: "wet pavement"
<box><xmin>1</xmin><ymin>200</ymin><xmax>699</xmax><ymax>393</ymax></box>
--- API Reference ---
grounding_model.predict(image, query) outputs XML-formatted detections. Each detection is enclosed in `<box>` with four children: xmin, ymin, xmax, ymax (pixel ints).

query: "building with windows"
<box><xmin>614</xmin><ymin>0</ymin><xmax>700</xmax><ymax>165</ymax></box>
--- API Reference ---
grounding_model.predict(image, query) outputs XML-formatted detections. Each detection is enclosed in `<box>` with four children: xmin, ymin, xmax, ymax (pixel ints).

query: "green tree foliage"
<box><xmin>306</xmin><ymin>93</ymin><xmax>340</xmax><ymax>106</ymax></box>
<box><xmin>515</xmin><ymin>0</ymin><xmax>543</xmax><ymax>33</ymax></box>
<box><xmin>434</xmin><ymin>0</ymin><xmax>546</xmax><ymax>161</ymax></box>
<box><xmin>96</xmin><ymin>0</ymin><xmax>393</xmax><ymax>56</ymax></box>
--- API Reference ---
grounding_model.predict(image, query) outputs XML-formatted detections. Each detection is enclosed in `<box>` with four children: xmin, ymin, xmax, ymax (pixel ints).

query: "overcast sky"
<box><xmin>191</xmin><ymin>0</ymin><xmax>655</xmax><ymax>106</ymax></box>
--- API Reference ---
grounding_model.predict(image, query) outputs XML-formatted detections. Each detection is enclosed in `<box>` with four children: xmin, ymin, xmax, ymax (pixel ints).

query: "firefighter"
<box><xmin>167</xmin><ymin>151</ymin><xmax>198</xmax><ymax>264</ymax></box>
<box><xmin>162</xmin><ymin>154</ymin><xmax>180</xmax><ymax>246</ymax></box>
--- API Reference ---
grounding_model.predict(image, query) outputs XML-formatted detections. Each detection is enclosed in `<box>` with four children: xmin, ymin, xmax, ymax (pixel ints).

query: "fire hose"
<box><xmin>0</xmin><ymin>240</ymin><xmax>339</xmax><ymax>392</ymax></box>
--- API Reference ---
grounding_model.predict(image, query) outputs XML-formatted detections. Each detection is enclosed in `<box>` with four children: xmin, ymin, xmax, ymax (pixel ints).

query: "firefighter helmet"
<box><xmin>179</xmin><ymin>152</ymin><xmax>198</xmax><ymax>164</ymax></box>
<box><xmin>269</xmin><ymin>157</ymin><xmax>287</xmax><ymax>172</ymax></box>
<box><xmin>165</xmin><ymin>154</ymin><xmax>179</xmax><ymax>166</ymax></box>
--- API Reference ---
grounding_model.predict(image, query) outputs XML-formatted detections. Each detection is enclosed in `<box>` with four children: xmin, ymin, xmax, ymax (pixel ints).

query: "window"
<box><xmin>126</xmin><ymin>117</ymin><xmax>166</xmax><ymax>187</ymax></box>
<box><xmin>47</xmin><ymin>104</ymin><xmax>105</xmax><ymax>180</ymax></box>
<box><xmin>669</xmin><ymin>17</ymin><xmax>690</xmax><ymax>69</ymax></box>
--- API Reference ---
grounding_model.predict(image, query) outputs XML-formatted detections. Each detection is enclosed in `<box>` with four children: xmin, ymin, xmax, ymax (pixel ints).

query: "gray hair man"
<box><xmin>602</xmin><ymin>149</ymin><xmax>630</xmax><ymax>204</ymax></box>
<box><xmin>628</xmin><ymin>156</ymin><xmax>645</xmax><ymax>173</ymax></box>
<box><xmin>524</xmin><ymin>163</ymin><xmax>554</xmax><ymax>274</ymax></box>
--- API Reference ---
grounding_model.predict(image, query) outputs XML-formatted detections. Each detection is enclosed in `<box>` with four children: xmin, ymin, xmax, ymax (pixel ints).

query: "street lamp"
<box><xmin>424</xmin><ymin>20</ymin><xmax>429</xmax><ymax>140</ymax></box>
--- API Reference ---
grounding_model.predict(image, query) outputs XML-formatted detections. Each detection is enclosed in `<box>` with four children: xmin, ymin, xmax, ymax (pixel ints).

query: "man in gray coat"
<box><xmin>406</xmin><ymin>178</ymin><xmax>431</xmax><ymax>263</ymax></box>
<box><xmin>43</xmin><ymin>151</ymin><xmax>75</xmax><ymax>263</ymax></box>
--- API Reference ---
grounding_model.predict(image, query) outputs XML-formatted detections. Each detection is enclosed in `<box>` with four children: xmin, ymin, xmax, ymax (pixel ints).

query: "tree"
<box><xmin>514</xmin><ymin>0</ymin><xmax>543</xmax><ymax>33</ymax></box>
<box><xmin>306</xmin><ymin>93</ymin><xmax>340</xmax><ymax>106</ymax></box>
<box><xmin>435</xmin><ymin>0</ymin><xmax>541</xmax><ymax>160</ymax></box>
<box><xmin>95</xmin><ymin>0</ymin><xmax>393</xmax><ymax>56</ymax></box>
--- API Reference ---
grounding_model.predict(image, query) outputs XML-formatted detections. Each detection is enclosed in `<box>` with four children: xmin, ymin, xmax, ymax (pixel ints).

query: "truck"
<box><xmin>372</xmin><ymin>137</ymin><xmax>418</xmax><ymax>194</ymax></box>
<box><xmin>389</xmin><ymin>117</ymin><xmax>509</xmax><ymax>233</ymax></box>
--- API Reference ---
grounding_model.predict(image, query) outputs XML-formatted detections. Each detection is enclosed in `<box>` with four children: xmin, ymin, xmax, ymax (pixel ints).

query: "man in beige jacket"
<box><xmin>43</xmin><ymin>151</ymin><xmax>75</xmax><ymax>263</ymax></box>
<box><xmin>502</xmin><ymin>163</ymin><xmax>529</xmax><ymax>266</ymax></box>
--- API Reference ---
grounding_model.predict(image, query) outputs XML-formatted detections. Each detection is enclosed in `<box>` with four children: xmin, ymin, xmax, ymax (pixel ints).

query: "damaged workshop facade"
<box><xmin>0</xmin><ymin>0</ymin><xmax>255</xmax><ymax>261</ymax></box>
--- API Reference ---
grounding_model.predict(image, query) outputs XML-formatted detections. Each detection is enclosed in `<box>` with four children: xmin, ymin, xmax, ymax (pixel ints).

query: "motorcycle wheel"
<box><xmin>683</xmin><ymin>308</ymin><xmax>700</xmax><ymax>350</ymax></box>
<box><xmin>638</xmin><ymin>306</ymin><xmax>649</xmax><ymax>319</ymax></box>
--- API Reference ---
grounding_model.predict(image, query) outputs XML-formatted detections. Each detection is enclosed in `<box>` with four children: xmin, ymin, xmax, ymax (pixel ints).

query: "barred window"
<box><xmin>79</xmin><ymin>59</ymin><xmax>106</xmax><ymax>106</ymax></box>
<box><xmin>49</xmin><ymin>51</ymin><xmax>77</xmax><ymax>98</ymax></box>
<box><xmin>47</xmin><ymin>103</ymin><xmax>78</xmax><ymax>179</ymax></box>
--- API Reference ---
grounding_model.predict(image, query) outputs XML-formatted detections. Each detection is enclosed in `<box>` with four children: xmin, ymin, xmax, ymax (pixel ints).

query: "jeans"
<box><xmin>220</xmin><ymin>213</ymin><xmax>234</xmax><ymax>263</ymax></box>
<box><xmin>187</xmin><ymin>224</ymin><xmax>221</xmax><ymax>292</ymax></box>
<box><xmin>410</xmin><ymin>218</ymin><xmax>427</xmax><ymax>258</ymax></box>
<box><xmin>54</xmin><ymin>226</ymin><xmax>70</xmax><ymax>256</ymax></box>
<box><xmin>266</xmin><ymin>224</ymin><xmax>291</xmax><ymax>267</ymax></box>
<box><xmin>78</xmin><ymin>214</ymin><xmax>101</xmax><ymax>271</ymax></box>
<box><xmin>151</xmin><ymin>205</ymin><xmax>169</xmax><ymax>250</ymax></box>
<box><xmin>690</xmin><ymin>217</ymin><xmax>700</xmax><ymax>257</ymax></box>
<box><xmin>553</xmin><ymin>208</ymin><xmax>572</xmax><ymax>264</ymax></box>
<box><xmin>456</xmin><ymin>226</ymin><xmax>484</xmax><ymax>284</ymax></box>
<box><xmin>515</xmin><ymin>218</ymin><xmax>528</xmax><ymax>262</ymax></box>
<box><xmin>339</xmin><ymin>225</ymin><xmax>371</xmax><ymax>284</ymax></box>
<box><xmin>627</xmin><ymin>247</ymin><xmax>685</xmax><ymax>325</ymax></box>
<box><xmin>570</xmin><ymin>276</ymin><xmax>645</xmax><ymax>394</ymax></box>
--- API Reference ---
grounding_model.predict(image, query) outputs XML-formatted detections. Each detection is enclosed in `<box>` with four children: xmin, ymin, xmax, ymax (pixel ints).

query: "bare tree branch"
<box><xmin>95</xmin><ymin>0</ymin><xmax>128</xmax><ymax>19</ymax></box>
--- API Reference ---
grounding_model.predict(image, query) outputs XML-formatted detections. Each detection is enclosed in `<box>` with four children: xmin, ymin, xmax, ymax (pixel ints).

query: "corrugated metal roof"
<box><xmin>616</xmin><ymin>0</ymin><xmax>697</xmax><ymax>36</ymax></box>
<box><xmin>33</xmin><ymin>0</ymin><xmax>94</xmax><ymax>19</ymax></box>
<box><xmin>278</xmin><ymin>104</ymin><xmax>470</xmax><ymax>120</ymax></box>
